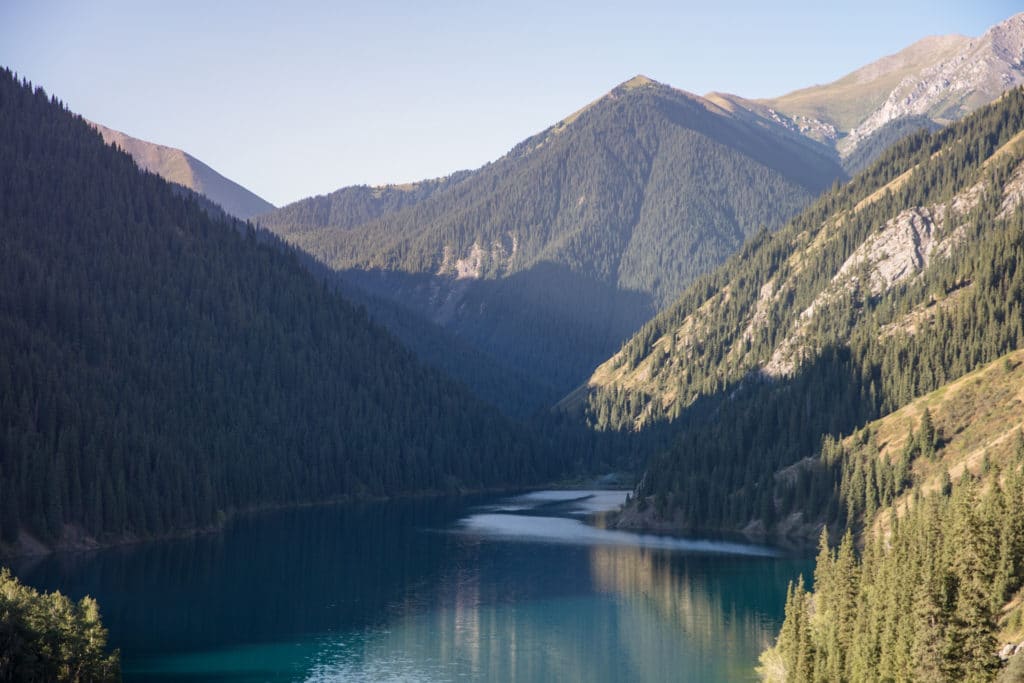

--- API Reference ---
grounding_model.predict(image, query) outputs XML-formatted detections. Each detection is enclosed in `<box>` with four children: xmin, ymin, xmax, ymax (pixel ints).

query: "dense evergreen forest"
<box><xmin>0</xmin><ymin>568</ymin><xmax>118</xmax><ymax>681</ymax></box>
<box><xmin>0</xmin><ymin>68</ymin><xmax>606</xmax><ymax>549</ymax></box>
<box><xmin>258</xmin><ymin>173</ymin><xmax>471</xmax><ymax>237</ymax></box>
<box><xmin>761</xmin><ymin>412</ymin><xmax>1024</xmax><ymax>682</ymax></box>
<box><xmin>259</xmin><ymin>76</ymin><xmax>844</xmax><ymax>408</ymax></box>
<box><xmin>587</xmin><ymin>87</ymin><xmax>1024</xmax><ymax>534</ymax></box>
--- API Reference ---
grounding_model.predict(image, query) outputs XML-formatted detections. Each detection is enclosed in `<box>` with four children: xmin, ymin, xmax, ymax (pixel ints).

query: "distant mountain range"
<box><xmin>68</xmin><ymin>13</ymin><xmax>1024</xmax><ymax>418</ymax></box>
<box><xmin>715</xmin><ymin>12</ymin><xmax>1024</xmax><ymax>173</ymax></box>
<box><xmin>89</xmin><ymin>122</ymin><xmax>274</xmax><ymax>220</ymax></box>
<box><xmin>258</xmin><ymin>76</ymin><xmax>845</xmax><ymax>407</ymax></box>
<box><xmin>251</xmin><ymin>13</ymin><xmax>1024</xmax><ymax>413</ymax></box>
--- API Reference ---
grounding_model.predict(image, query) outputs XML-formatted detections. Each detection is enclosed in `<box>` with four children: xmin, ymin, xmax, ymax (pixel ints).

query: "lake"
<box><xmin>11</xmin><ymin>491</ymin><xmax>811</xmax><ymax>682</ymax></box>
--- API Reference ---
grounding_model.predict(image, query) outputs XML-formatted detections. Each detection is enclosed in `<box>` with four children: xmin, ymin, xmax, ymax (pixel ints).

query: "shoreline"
<box><xmin>0</xmin><ymin>484</ymin><xmax>527</xmax><ymax>561</ymax></box>
<box><xmin>1</xmin><ymin>471</ymin><xmax>639</xmax><ymax>561</ymax></box>
<box><xmin>607</xmin><ymin>502</ymin><xmax>823</xmax><ymax>552</ymax></box>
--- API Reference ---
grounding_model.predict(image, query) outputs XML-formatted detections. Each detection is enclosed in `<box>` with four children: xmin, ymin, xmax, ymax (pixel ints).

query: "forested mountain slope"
<box><xmin>259</xmin><ymin>76</ymin><xmax>844</xmax><ymax>403</ymax></box>
<box><xmin>258</xmin><ymin>173</ymin><xmax>470</xmax><ymax>237</ymax></box>
<box><xmin>759</xmin><ymin>349</ymin><xmax>1024</xmax><ymax>682</ymax></box>
<box><xmin>582</xmin><ymin>87</ymin><xmax>1024</xmax><ymax>535</ymax></box>
<box><xmin>713</xmin><ymin>12</ymin><xmax>1024</xmax><ymax>173</ymax></box>
<box><xmin>0</xmin><ymin>69</ymin><xmax>578</xmax><ymax>554</ymax></box>
<box><xmin>90</xmin><ymin>121</ymin><xmax>274</xmax><ymax>220</ymax></box>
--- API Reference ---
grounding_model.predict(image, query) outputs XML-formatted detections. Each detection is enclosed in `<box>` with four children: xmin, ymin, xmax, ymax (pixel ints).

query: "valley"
<box><xmin>3</xmin><ymin>7</ymin><xmax>1024</xmax><ymax>682</ymax></box>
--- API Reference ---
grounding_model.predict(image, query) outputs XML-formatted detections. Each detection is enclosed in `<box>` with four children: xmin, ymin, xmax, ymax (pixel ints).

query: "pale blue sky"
<box><xmin>1</xmin><ymin>1</ymin><xmax>1019</xmax><ymax>206</ymax></box>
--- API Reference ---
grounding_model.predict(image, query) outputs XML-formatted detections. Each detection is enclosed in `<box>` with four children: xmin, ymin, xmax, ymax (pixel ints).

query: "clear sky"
<box><xmin>1</xmin><ymin>1</ymin><xmax>1019</xmax><ymax>206</ymax></box>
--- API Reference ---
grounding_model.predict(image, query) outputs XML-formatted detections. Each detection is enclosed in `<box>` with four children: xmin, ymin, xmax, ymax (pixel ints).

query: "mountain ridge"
<box><xmin>89</xmin><ymin>121</ymin><xmax>274</xmax><ymax>220</ymax></box>
<box><xmin>258</xmin><ymin>74</ymin><xmax>845</xmax><ymax>408</ymax></box>
<box><xmin>708</xmin><ymin>12</ymin><xmax>1024</xmax><ymax>172</ymax></box>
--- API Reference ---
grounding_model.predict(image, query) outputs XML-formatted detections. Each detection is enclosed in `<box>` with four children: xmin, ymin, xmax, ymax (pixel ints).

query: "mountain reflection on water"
<box><xmin>13</xmin><ymin>491</ymin><xmax>810</xmax><ymax>682</ymax></box>
<box><xmin>458</xmin><ymin>490</ymin><xmax>779</xmax><ymax>556</ymax></box>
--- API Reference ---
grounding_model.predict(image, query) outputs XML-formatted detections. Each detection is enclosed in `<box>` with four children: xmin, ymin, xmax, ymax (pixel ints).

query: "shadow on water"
<box><xmin>13</xmin><ymin>498</ymin><xmax>478</xmax><ymax>657</ymax></box>
<box><xmin>13</xmin><ymin>491</ymin><xmax>812</xmax><ymax>682</ymax></box>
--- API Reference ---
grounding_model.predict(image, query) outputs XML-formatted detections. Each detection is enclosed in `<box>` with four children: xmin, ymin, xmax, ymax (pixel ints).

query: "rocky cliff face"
<box><xmin>840</xmin><ymin>13</ymin><xmax>1024</xmax><ymax>155</ymax></box>
<box><xmin>716</xmin><ymin>13</ymin><xmax>1024</xmax><ymax>169</ymax></box>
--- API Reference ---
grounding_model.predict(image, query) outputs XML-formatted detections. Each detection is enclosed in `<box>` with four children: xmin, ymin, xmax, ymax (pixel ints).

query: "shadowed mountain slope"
<box><xmin>0</xmin><ymin>69</ymin><xmax>580</xmax><ymax>554</ymax></box>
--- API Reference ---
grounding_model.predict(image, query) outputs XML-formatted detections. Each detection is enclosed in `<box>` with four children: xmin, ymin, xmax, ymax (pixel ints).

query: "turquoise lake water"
<box><xmin>12</xmin><ymin>491</ymin><xmax>811</xmax><ymax>682</ymax></box>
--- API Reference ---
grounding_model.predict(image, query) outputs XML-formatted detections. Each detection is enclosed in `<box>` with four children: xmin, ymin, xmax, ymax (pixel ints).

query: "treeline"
<box><xmin>0</xmin><ymin>68</ymin><xmax>600</xmax><ymax>547</ymax></box>
<box><xmin>760</xmin><ymin>441</ymin><xmax>1024</xmax><ymax>682</ymax></box>
<box><xmin>0</xmin><ymin>567</ymin><xmax>119</xmax><ymax>682</ymax></box>
<box><xmin>767</xmin><ymin>403</ymin><xmax>985</xmax><ymax>537</ymax></box>
<box><xmin>257</xmin><ymin>173</ymin><xmax>470</xmax><ymax>237</ymax></box>
<box><xmin>591</xmin><ymin>87</ymin><xmax>1024</xmax><ymax>533</ymax></box>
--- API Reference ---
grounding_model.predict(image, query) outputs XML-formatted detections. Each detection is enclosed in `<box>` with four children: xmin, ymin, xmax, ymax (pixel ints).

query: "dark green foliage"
<box><xmin>271</xmin><ymin>80</ymin><xmax>842</xmax><ymax>304</ymax></box>
<box><xmin>261</xmin><ymin>79</ymin><xmax>845</xmax><ymax>406</ymax></box>
<box><xmin>761</xmin><ymin>466</ymin><xmax>1024</xmax><ymax>682</ymax></box>
<box><xmin>598</xmin><ymin>87</ymin><xmax>1024</xmax><ymax>534</ymax></box>
<box><xmin>0</xmin><ymin>567</ymin><xmax>119</xmax><ymax>682</ymax></box>
<box><xmin>323</xmin><ymin>272</ymin><xmax>558</xmax><ymax>417</ymax></box>
<box><xmin>257</xmin><ymin>174</ymin><xmax>471</xmax><ymax>237</ymax></box>
<box><xmin>0</xmin><ymin>69</ymin><xmax>588</xmax><ymax>544</ymax></box>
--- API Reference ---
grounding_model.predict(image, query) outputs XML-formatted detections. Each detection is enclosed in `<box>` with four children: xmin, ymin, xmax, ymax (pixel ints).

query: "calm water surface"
<box><xmin>12</xmin><ymin>491</ymin><xmax>811</xmax><ymax>682</ymax></box>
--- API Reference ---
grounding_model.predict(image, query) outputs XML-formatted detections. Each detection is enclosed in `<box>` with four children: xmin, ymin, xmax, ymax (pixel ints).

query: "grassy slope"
<box><xmin>756</xmin><ymin>35</ymin><xmax>968</xmax><ymax>130</ymax></box>
<box><xmin>792</xmin><ymin>348</ymin><xmax>1024</xmax><ymax>649</ymax></box>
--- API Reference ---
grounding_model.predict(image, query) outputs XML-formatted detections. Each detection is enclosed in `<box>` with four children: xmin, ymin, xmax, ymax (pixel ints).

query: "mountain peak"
<box><xmin>617</xmin><ymin>74</ymin><xmax>658</xmax><ymax>90</ymax></box>
<box><xmin>753</xmin><ymin>10</ymin><xmax>1024</xmax><ymax>166</ymax></box>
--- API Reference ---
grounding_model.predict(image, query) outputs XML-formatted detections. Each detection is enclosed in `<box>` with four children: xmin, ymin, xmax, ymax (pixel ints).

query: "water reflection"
<box><xmin>10</xmin><ymin>492</ymin><xmax>809</xmax><ymax>682</ymax></box>
<box><xmin>13</xmin><ymin>498</ymin><xmax>475</xmax><ymax>657</ymax></box>
<box><xmin>459</xmin><ymin>513</ymin><xmax>779</xmax><ymax>556</ymax></box>
<box><xmin>291</xmin><ymin>491</ymin><xmax>801</xmax><ymax>681</ymax></box>
<box><xmin>292</xmin><ymin>543</ymin><xmax>800</xmax><ymax>682</ymax></box>
<box><xmin>458</xmin><ymin>490</ymin><xmax>778</xmax><ymax>557</ymax></box>
<box><xmin>590</xmin><ymin>545</ymin><xmax>793</xmax><ymax>681</ymax></box>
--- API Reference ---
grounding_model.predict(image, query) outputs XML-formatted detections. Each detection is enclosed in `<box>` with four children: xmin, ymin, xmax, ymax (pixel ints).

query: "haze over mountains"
<box><xmin>69</xmin><ymin>13</ymin><xmax>1024</xmax><ymax>417</ymax></box>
